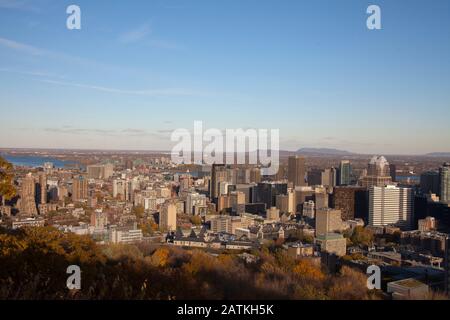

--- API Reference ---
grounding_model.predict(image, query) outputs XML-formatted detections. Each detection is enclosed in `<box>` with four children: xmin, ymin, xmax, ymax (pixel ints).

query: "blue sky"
<box><xmin>0</xmin><ymin>0</ymin><xmax>449</xmax><ymax>154</ymax></box>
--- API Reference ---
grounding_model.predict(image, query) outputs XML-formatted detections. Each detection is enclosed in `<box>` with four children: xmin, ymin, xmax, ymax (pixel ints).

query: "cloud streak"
<box><xmin>38</xmin><ymin>79</ymin><xmax>210</xmax><ymax>97</ymax></box>
<box><xmin>43</xmin><ymin>127</ymin><xmax>170</xmax><ymax>140</ymax></box>
<box><xmin>118</xmin><ymin>24</ymin><xmax>152</xmax><ymax>44</ymax></box>
<box><xmin>0</xmin><ymin>37</ymin><xmax>45</xmax><ymax>55</ymax></box>
<box><xmin>0</xmin><ymin>0</ymin><xmax>40</xmax><ymax>12</ymax></box>
<box><xmin>0</xmin><ymin>67</ymin><xmax>66</xmax><ymax>79</ymax></box>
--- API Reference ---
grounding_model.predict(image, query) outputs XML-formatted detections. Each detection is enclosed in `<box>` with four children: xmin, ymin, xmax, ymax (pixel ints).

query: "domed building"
<box><xmin>360</xmin><ymin>156</ymin><xmax>393</xmax><ymax>188</ymax></box>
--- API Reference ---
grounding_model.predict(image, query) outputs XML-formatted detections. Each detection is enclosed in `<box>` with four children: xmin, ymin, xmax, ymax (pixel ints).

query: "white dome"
<box><xmin>369</xmin><ymin>155</ymin><xmax>389</xmax><ymax>167</ymax></box>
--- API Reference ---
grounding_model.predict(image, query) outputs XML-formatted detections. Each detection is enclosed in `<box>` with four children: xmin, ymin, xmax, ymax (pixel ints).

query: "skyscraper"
<box><xmin>369</xmin><ymin>185</ymin><xmax>414</xmax><ymax>230</ymax></box>
<box><xmin>321</xmin><ymin>167</ymin><xmax>337</xmax><ymax>188</ymax></box>
<box><xmin>288</xmin><ymin>156</ymin><xmax>306</xmax><ymax>187</ymax></box>
<box><xmin>72</xmin><ymin>175</ymin><xmax>88</xmax><ymax>202</ymax></box>
<box><xmin>252</xmin><ymin>182</ymin><xmax>288</xmax><ymax>208</ymax></box>
<box><xmin>210</xmin><ymin>164</ymin><xmax>226</xmax><ymax>202</ymax></box>
<box><xmin>160</xmin><ymin>202</ymin><xmax>177</xmax><ymax>232</ymax></box>
<box><xmin>38</xmin><ymin>173</ymin><xmax>47</xmax><ymax>205</ymax></box>
<box><xmin>440</xmin><ymin>163</ymin><xmax>450</xmax><ymax>204</ymax></box>
<box><xmin>420</xmin><ymin>171</ymin><xmax>440</xmax><ymax>195</ymax></box>
<box><xmin>113</xmin><ymin>179</ymin><xmax>126</xmax><ymax>198</ymax></box>
<box><xmin>339</xmin><ymin>160</ymin><xmax>351</xmax><ymax>186</ymax></box>
<box><xmin>307</xmin><ymin>169</ymin><xmax>323</xmax><ymax>186</ymax></box>
<box><xmin>19</xmin><ymin>173</ymin><xmax>38</xmax><ymax>216</ymax></box>
<box><xmin>332</xmin><ymin>186</ymin><xmax>368</xmax><ymax>221</ymax></box>
<box><xmin>360</xmin><ymin>156</ymin><xmax>392</xmax><ymax>188</ymax></box>
<box><xmin>389</xmin><ymin>164</ymin><xmax>397</xmax><ymax>182</ymax></box>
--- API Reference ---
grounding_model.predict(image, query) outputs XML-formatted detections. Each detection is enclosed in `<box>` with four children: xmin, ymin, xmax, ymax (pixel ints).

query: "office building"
<box><xmin>332</xmin><ymin>186</ymin><xmax>368</xmax><ymax>221</ymax></box>
<box><xmin>87</xmin><ymin>163</ymin><xmax>114</xmax><ymax>180</ymax></box>
<box><xmin>210</xmin><ymin>164</ymin><xmax>227</xmax><ymax>202</ymax></box>
<box><xmin>420</xmin><ymin>171</ymin><xmax>440</xmax><ymax>195</ymax></box>
<box><xmin>360</xmin><ymin>156</ymin><xmax>392</xmax><ymax>188</ymax></box>
<box><xmin>186</xmin><ymin>192</ymin><xmax>207</xmax><ymax>215</ymax></box>
<box><xmin>229</xmin><ymin>191</ymin><xmax>245</xmax><ymax>214</ymax></box>
<box><xmin>72</xmin><ymin>175</ymin><xmax>88</xmax><ymax>202</ymax></box>
<box><xmin>440</xmin><ymin>163</ymin><xmax>450</xmax><ymax>204</ymax></box>
<box><xmin>288</xmin><ymin>156</ymin><xmax>306</xmax><ymax>187</ymax></box>
<box><xmin>369</xmin><ymin>185</ymin><xmax>414</xmax><ymax>230</ymax></box>
<box><xmin>303</xmin><ymin>200</ymin><xmax>315</xmax><ymax>219</ymax></box>
<box><xmin>307</xmin><ymin>169</ymin><xmax>323</xmax><ymax>186</ymax></box>
<box><xmin>113</xmin><ymin>179</ymin><xmax>126</xmax><ymax>198</ymax></box>
<box><xmin>18</xmin><ymin>173</ymin><xmax>38</xmax><ymax>216</ymax></box>
<box><xmin>315</xmin><ymin>208</ymin><xmax>343</xmax><ymax>236</ymax></box>
<box><xmin>314</xmin><ymin>187</ymin><xmax>329</xmax><ymax>210</ymax></box>
<box><xmin>252</xmin><ymin>182</ymin><xmax>288</xmax><ymax>208</ymax></box>
<box><xmin>38</xmin><ymin>173</ymin><xmax>47</xmax><ymax>205</ymax></box>
<box><xmin>389</xmin><ymin>164</ymin><xmax>397</xmax><ymax>182</ymax></box>
<box><xmin>275</xmin><ymin>188</ymin><xmax>295</xmax><ymax>214</ymax></box>
<box><xmin>321</xmin><ymin>167</ymin><xmax>337</xmax><ymax>188</ymax></box>
<box><xmin>110</xmin><ymin>225</ymin><xmax>143</xmax><ymax>244</ymax></box>
<box><xmin>160</xmin><ymin>202</ymin><xmax>177</xmax><ymax>232</ymax></box>
<box><xmin>339</xmin><ymin>160</ymin><xmax>351</xmax><ymax>186</ymax></box>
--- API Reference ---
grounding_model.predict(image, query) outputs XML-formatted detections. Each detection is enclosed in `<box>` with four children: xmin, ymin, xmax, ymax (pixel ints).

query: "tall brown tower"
<box><xmin>288</xmin><ymin>156</ymin><xmax>306</xmax><ymax>187</ymax></box>
<box><xmin>19</xmin><ymin>173</ymin><xmax>38</xmax><ymax>216</ymax></box>
<box><xmin>72</xmin><ymin>175</ymin><xmax>88</xmax><ymax>202</ymax></box>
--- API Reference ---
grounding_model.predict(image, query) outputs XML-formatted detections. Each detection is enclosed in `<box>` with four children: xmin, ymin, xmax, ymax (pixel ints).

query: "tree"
<box><xmin>293</xmin><ymin>259</ymin><xmax>325</xmax><ymax>281</ymax></box>
<box><xmin>327</xmin><ymin>266</ymin><xmax>369</xmax><ymax>300</ymax></box>
<box><xmin>132</xmin><ymin>205</ymin><xmax>145</xmax><ymax>219</ymax></box>
<box><xmin>350</xmin><ymin>226</ymin><xmax>374</xmax><ymax>247</ymax></box>
<box><xmin>189</xmin><ymin>215</ymin><xmax>202</xmax><ymax>226</ymax></box>
<box><xmin>0</xmin><ymin>156</ymin><xmax>15</xmax><ymax>206</ymax></box>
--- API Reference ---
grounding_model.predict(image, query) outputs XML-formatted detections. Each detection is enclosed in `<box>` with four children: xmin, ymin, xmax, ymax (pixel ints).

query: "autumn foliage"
<box><xmin>0</xmin><ymin>227</ymin><xmax>373</xmax><ymax>300</ymax></box>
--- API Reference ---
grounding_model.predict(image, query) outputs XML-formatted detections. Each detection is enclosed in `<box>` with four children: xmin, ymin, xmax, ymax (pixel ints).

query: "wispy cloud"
<box><xmin>43</xmin><ymin>127</ymin><xmax>170</xmax><ymax>140</ymax></box>
<box><xmin>38</xmin><ymin>79</ymin><xmax>210</xmax><ymax>97</ymax></box>
<box><xmin>118</xmin><ymin>24</ymin><xmax>152</xmax><ymax>44</ymax></box>
<box><xmin>118</xmin><ymin>23</ymin><xmax>182</xmax><ymax>50</ymax></box>
<box><xmin>0</xmin><ymin>67</ymin><xmax>66</xmax><ymax>79</ymax></box>
<box><xmin>0</xmin><ymin>0</ymin><xmax>40</xmax><ymax>12</ymax></box>
<box><xmin>0</xmin><ymin>36</ymin><xmax>139</xmax><ymax>75</ymax></box>
<box><xmin>0</xmin><ymin>37</ymin><xmax>46</xmax><ymax>55</ymax></box>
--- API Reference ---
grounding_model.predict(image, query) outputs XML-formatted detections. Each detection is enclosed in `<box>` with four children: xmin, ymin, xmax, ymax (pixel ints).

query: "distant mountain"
<box><xmin>296</xmin><ymin>148</ymin><xmax>354</xmax><ymax>156</ymax></box>
<box><xmin>424</xmin><ymin>152</ymin><xmax>450</xmax><ymax>157</ymax></box>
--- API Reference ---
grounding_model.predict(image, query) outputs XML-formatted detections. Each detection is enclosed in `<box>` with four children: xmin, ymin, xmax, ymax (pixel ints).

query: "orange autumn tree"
<box><xmin>150</xmin><ymin>247</ymin><xmax>170</xmax><ymax>267</ymax></box>
<box><xmin>293</xmin><ymin>259</ymin><xmax>326</xmax><ymax>281</ymax></box>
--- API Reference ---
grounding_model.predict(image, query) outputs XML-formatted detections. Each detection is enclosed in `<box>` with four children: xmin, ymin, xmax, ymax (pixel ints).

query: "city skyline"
<box><xmin>1</xmin><ymin>0</ymin><xmax>450</xmax><ymax>154</ymax></box>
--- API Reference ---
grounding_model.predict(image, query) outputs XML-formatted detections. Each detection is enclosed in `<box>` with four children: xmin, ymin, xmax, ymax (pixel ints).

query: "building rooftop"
<box><xmin>389</xmin><ymin>278</ymin><xmax>428</xmax><ymax>289</ymax></box>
